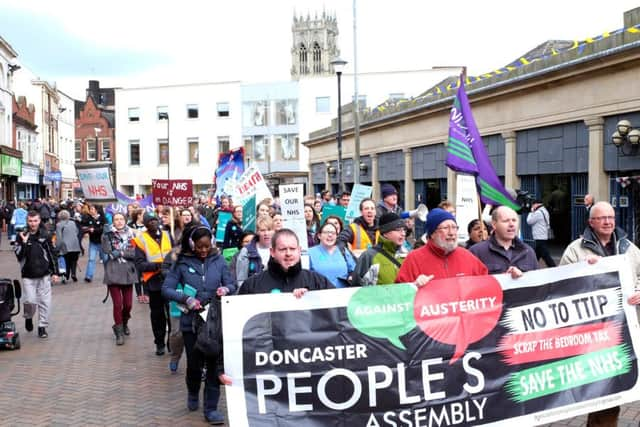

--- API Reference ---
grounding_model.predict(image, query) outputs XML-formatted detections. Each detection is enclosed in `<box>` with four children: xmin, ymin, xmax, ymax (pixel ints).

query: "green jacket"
<box><xmin>352</xmin><ymin>236</ymin><xmax>404</xmax><ymax>286</ymax></box>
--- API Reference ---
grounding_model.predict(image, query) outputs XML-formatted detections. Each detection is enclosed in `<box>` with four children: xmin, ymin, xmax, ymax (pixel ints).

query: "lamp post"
<box><xmin>330</xmin><ymin>57</ymin><xmax>348</xmax><ymax>193</ymax></box>
<box><xmin>159</xmin><ymin>112</ymin><xmax>170</xmax><ymax>178</ymax></box>
<box><xmin>611</xmin><ymin>119</ymin><xmax>640</xmax><ymax>156</ymax></box>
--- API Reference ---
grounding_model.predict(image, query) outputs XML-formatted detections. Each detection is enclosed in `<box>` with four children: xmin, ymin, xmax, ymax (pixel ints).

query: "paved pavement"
<box><xmin>0</xmin><ymin>235</ymin><xmax>639</xmax><ymax>426</ymax></box>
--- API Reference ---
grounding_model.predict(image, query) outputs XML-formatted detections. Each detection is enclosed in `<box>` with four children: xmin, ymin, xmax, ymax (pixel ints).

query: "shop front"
<box><xmin>17</xmin><ymin>163</ymin><xmax>40</xmax><ymax>201</ymax></box>
<box><xmin>0</xmin><ymin>151</ymin><xmax>22</xmax><ymax>202</ymax></box>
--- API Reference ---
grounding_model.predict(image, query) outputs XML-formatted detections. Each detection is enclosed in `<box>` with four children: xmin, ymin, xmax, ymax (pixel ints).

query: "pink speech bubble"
<box><xmin>414</xmin><ymin>276</ymin><xmax>503</xmax><ymax>364</ymax></box>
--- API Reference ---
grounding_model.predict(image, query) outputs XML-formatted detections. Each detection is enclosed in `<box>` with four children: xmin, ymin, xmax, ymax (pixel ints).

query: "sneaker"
<box><xmin>25</xmin><ymin>318</ymin><xmax>33</xmax><ymax>332</ymax></box>
<box><xmin>155</xmin><ymin>344</ymin><xmax>165</xmax><ymax>356</ymax></box>
<box><xmin>38</xmin><ymin>327</ymin><xmax>48</xmax><ymax>339</ymax></box>
<box><xmin>84</xmin><ymin>278</ymin><xmax>92</xmax><ymax>283</ymax></box>
<box><xmin>72</xmin><ymin>276</ymin><xmax>78</xmax><ymax>282</ymax></box>
<box><xmin>169</xmin><ymin>361</ymin><xmax>178</xmax><ymax>373</ymax></box>
<box><xmin>204</xmin><ymin>410</ymin><xmax>225</xmax><ymax>424</ymax></box>
<box><xmin>187</xmin><ymin>392</ymin><xmax>199</xmax><ymax>411</ymax></box>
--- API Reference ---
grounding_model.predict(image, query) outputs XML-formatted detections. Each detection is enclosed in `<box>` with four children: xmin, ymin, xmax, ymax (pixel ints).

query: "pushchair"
<box><xmin>0</xmin><ymin>279</ymin><xmax>22</xmax><ymax>350</ymax></box>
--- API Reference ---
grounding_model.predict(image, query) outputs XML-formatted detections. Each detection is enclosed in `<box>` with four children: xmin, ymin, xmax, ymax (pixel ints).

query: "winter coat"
<box><xmin>14</xmin><ymin>226</ymin><xmax>60</xmax><ymax>278</ymax></box>
<box><xmin>55</xmin><ymin>219</ymin><xmax>81</xmax><ymax>254</ymax></box>
<box><xmin>238</xmin><ymin>257</ymin><xmax>334</xmax><ymax>295</ymax></box>
<box><xmin>235</xmin><ymin>239</ymin><xmax>266</xmax><ymax>287</ymax></box>
<box><xmin>352</xmin><ymin>236</ymin><xmax>403</xmax><ymax>286</ymax></box>
<box><xmin>11</xmin><ymin>208</ymin><xmax>27</xmax><ymax>229</ymax></box>
<box><xmin>469</xmin><ymin>234</ymin><xmax>538</xmax><ymax>274</ymax></box>
<box><xmin>81</xmin><ymin>213</ymin><xmax>106</xmax><ymax>244</ymax></box>
<box><xmin>560</xmin><ymin>226</ymin><xmax>640</xmax><ymax>288</ymax></box>
<box><xmin>526</xmin><ymin>207</ymin><xmax>552</xmax><ymax>240</ymax></box>
<box><xmin>161</xmin><ymin>249</ymin><xmax>236</xmax><ymax>331</ymax></box>
<box><xmin>396</xmin><ymin>240</ymin><xmax>488</xmax><ymax>283</ymax></box>
<box><xmin>338</xmin><ymin>216</ymin><xmax>379</xmax><ymax>250</ymax></box>
<box><xmin>222</xmin><ymin>219</ymin><xmax>243</xmax><ymax>250</ymax></box>
<box><xmin>102</xmin><ymin>226</ymin><xmax>138</xmax><ymax>285</ymax></box>
<box><xmin>375</xmin><ymin>201</ymin><xmax>402</xmax><ymax>219</ymax></box>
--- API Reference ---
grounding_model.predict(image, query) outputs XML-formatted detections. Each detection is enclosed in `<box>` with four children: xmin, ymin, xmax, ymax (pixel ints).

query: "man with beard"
<box><xmin>396</xmin><ymin>208</ymin><xmax>487</xmax><ymax>285</ymax></box>
<box><xmin>338</xmin><ymin>198</ymin><xmax>379</xmax><ymax>257</ymax></box>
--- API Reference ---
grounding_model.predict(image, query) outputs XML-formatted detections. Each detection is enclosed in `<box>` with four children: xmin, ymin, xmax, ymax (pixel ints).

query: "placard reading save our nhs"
<box><xmin>222</xmin><ymin>255</ymin><xmax>640</xmax><ymax>426</ymax></box>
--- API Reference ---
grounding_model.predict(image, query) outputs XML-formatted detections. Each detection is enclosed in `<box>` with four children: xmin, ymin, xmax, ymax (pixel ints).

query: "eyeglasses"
<box><xmin>591</xmin><ymin>216</ymin><xmax>615</xmax><ymax>222</ymax></box>
<box><xmin>436</xmin><ymin>225</ymin><xmax>459</xmax><ymax>232</ymax></box>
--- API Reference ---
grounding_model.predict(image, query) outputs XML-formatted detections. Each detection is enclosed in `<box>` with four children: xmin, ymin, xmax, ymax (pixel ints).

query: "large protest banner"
<box><xmin>223</xmin><ymin>255</ymin><xmax>640</xmax><ymax>426</ymax></box>
<box><xmin>214</xmin><ymin>148</ymin><xmax>245</xmax><ymax>200</ymax></box>
<box><xmin>76</xmin><ymin>166</ymin><xmax>116</xmax><ymax>201</ymax></box>
<box><xmin>152</xmin><ymin>179</ymin><xmax>193</xmax><ymax>206</ymax></box>
<box><xmin>224</xmin><ymin>165</ymin><xmax>272</xmax><ymax>206</ymax></box>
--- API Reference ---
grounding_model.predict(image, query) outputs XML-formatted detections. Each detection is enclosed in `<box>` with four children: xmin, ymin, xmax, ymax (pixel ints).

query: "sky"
<box><xmin>1</xmin><ymin>0</ymin><xmax>639</xmax><ymax>100</ymax></box>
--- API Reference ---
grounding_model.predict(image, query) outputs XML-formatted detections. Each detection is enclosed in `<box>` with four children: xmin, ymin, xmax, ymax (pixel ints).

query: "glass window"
<box><xmin>243</xmin><ymin>137</ymin><xmax>253</xmax><ymax>160</ymax></box>
<box><xmin>100</xmin><ymin>139</ymin><xmax>111</xmax><ymax>161</ymax></box>
<box><xmin>87</xmin><ymin>138</ymin><xmax>97</xmax><ymax>161</ymax></box>
<box><xmin>275</xmin><ymin>134</ymin><xmax>298</xmax><ymax>161</ymax></box>
<box><xmin>187</xmin><ymin>104</ymin><xmax>199</xmax><ymax>119</ymax></box>
<box><xmin>252</xmin><ymin>136</ymin><xmax>266</xmax><ymax>161</ymax></box>
<box><xmin>157</xmin><ymin>106</ymin><xmax>168</xmax><ymax>120</ymax></box>
<box><xmin>276</xmin><ymin>100</ymin><xmax>297</xmax><ymax>125</ymax></box>
<box><xmin>316</xmin><ymin>96</ymin><xmax>330</xmax><ymax>113</ymax></box>
<box><xmin>75</xmin><ymin>139</ymin><xmax>81</xmax><ymax>161</ymax></box>
<box><xmin>217</xmin><ymin>102</ymin><xmax>230</xmax><ymax>117</ymax></box>
<box><xmin>158</xmin><ymin>139</ymin><xmax>168</xmax><ymax>165</ymax></box>
<box><xmin>188</xmin><ymin>138</ymin><xmax>199</xmax><ymax>164</ymax></box>
<box><xmin>253</xmin><ymin>102</ymin><xmax>268</xmax><ymax>126</ymax></box>
<box><xmin>218</xmin><ymin>137</ymin><xmax>230</xmax><ymax>154</ymax></box>
<box><xmin>130</xmin><ymin>140</ymin><xmax>140</xmax><ymax>166</ymax></box>
<box><xmin>128</xmin><ymin>107</ymin><xmax>140</xmax><ymax>122</ymax></box>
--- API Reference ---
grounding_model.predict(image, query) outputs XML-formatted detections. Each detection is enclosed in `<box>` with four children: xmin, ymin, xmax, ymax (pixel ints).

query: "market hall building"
<box><xmin>304</xmin><ymin>7</ymin><xmax>640</xmax><ymax>248</ymax></box>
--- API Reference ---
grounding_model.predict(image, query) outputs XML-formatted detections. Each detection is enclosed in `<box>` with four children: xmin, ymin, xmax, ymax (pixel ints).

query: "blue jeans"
<box><xmin>85</xmin><ymin>242</ymin><xmax>102</xmax><ymax>280</ymax></box>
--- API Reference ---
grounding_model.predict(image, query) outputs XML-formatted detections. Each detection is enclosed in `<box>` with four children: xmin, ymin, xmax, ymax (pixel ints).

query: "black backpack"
<box><xmin>193</xmin><ymin>297</ymin><xmax>223</xmax><ymax>357</ymax></box>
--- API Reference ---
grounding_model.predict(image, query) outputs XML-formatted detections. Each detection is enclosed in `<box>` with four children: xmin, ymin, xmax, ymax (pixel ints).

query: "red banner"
<box><xmin>152</xmin><ymin>179</ymin><xmax>193</xmax><ymax>206</ymax></box>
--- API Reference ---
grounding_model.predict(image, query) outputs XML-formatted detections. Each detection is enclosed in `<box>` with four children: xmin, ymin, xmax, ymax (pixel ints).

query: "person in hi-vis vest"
<box><xmin>134</xmin><ymin>212</ymin><xmax>173</xmax><ymax>356</ymax></box>
<box><xmin>338</xmin><ymin>198</ymin><xmax>379</xmax><ymax>258</ymax></box>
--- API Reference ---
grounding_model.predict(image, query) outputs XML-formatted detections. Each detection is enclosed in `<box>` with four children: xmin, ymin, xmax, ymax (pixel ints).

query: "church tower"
<box><xmin>291</xmin><ymin>10</ymin><xmax>340</xmax><ymax>79</ymax></box>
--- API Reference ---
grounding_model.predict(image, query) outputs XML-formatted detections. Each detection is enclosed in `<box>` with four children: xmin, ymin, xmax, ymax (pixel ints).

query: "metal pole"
<box><xmin>336</xmin><ymin>71</ymin><xmax>344</xmax><ymax>193</ymax></box>
<box><xmin>166</xmin><ymin>115</ymin><xmax>170</xmax><ymax>180</ymax></box>
<box><xmin>353</xmin><ymin>0</ymin><xmax>360</xmax><ymax>185</ymax></box>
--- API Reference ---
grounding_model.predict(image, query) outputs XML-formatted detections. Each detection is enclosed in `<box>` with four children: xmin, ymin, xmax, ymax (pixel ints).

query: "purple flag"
<box><xmin>445</xmin><ymin>79</ymin><xmax>519</xmax><ymax>211</ymax></box>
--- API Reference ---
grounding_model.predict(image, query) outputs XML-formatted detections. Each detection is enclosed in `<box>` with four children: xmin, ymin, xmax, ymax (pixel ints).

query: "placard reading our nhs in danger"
<box><xmin>222</xmin><ymin>255</ymin><xmax>640</xmax><ymax>426</ymax></box>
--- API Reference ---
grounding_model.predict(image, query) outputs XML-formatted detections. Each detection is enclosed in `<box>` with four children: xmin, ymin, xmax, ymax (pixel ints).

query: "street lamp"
<box><xmin>330</xmin><ymin>57</ymin><xmax>348</xmax><ymax>193</ymax></box>
<box><xmin>611</xmin><ymin>119</ymin><xmax>640</xmax><ymax>156</ymax></box>
<box><xmin>159</xmin><ymin>112</ymin><xmax>170</xmax><ymax>178</ymax></box>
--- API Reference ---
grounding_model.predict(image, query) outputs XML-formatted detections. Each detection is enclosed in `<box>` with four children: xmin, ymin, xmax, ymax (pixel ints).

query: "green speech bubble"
<box><xmin>347</xmin><ymin>284</ymin><xmax>417</xmax><ymax>350</ymax></box>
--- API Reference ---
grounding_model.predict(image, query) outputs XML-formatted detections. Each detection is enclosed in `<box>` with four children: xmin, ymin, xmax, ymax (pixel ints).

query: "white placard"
<box><xmin>456</xmin><ymin>174</ymin><xmax>479</xmax><ymax>242</ymax></box>
<box><xmin>279</xmin><ymin>184</ymin><xmax>308</xmax><ymax>252</ymax></box>
<box><xmin>76</xmin><ymin>166</ymin><xmax>116</xmax><ymax>201</ymax></box>
<box><xmin>345</xmin><ymin>184</ymin><xmax>372</xmax><ymax>223</ymax></box>
<box><xmin>224</xmin><ymin>165</ymin><xmax>272</xmax><ymax>206</ymax></box>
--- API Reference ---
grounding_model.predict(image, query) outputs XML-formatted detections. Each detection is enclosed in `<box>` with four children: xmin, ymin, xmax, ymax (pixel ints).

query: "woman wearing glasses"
<box><xmin>309</xmin><ymin>221</ymin><xmax>355</xmax><ymax>288</ymax></box>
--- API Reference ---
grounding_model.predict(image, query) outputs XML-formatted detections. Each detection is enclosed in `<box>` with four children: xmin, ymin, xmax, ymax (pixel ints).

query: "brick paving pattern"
<box><xmin>1</xmin><ymin>238</ymin><xmax>639</xmax><ymax>426</ymax></box>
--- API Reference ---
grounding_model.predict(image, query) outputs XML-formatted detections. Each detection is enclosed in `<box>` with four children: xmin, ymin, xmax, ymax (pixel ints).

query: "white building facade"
<box><xmin>57</xmin><ymin>90</ymin><xmax>76</xmax><ymax>199</ymax></box>
<box><xmin>115</xmin><ymin>82</ymin><xmax>242</xmax><ymax>197</ymax></box>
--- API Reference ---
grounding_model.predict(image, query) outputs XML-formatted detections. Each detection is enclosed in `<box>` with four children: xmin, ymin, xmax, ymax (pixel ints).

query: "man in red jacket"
<box><xmin>396</xmin><ymin>208</ymin><xmax>487</xmax><ymax>285</ymax></box>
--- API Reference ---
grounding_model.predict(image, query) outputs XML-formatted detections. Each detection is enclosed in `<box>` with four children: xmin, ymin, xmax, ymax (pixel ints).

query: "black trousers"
<box><xmin>148</xmin><ymin>289</ymin><xmax>170</xmax><ymax>347</ymax></box>
<box><xmin>63</xmin><ymin>252</ymin><xmax>80</xmax><ymax>279</ymax></box>
<box><xmin>183</xmin><ymin>331</ymin><xmax>221</xmax><ymax>413</ymax></box>
<box><xmin>534</xmin><ymin>239</ymin><xmax>556</xmax><ymax>267</ymax></box>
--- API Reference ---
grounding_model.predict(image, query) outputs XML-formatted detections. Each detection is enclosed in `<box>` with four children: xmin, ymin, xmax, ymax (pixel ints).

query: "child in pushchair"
<box><xmin>0</xmin><ymin>279</ymin><xmax>22</xmax><ymax>349</ymax></box>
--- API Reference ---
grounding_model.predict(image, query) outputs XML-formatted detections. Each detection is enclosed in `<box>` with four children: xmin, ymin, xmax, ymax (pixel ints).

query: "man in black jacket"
<box><xmin>238</xmin><ymin>229</ymin><xmax>334</xmax><ymax>296</ymax></box>
<box><xmin>14</xmin><ymin>211</ymin><xmax>60</xmax><ymax>338</ymax></box>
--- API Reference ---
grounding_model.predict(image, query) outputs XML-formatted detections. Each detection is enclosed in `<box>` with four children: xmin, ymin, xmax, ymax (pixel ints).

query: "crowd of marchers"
<box><xmin>10</xmin><ymin>187</ymin><xmax>640</xmax><ymax>426</ymax></box>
